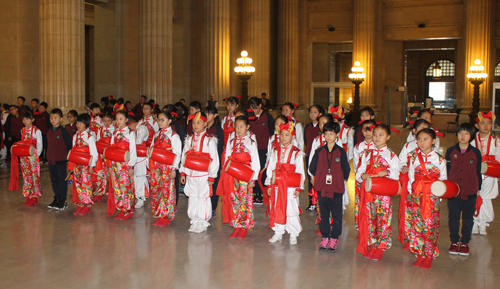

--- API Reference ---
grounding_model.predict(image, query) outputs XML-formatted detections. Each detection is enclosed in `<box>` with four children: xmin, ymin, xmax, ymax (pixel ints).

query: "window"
<box><xmin>426</xmin><ymin>60</ymin><xmax>455</xmax><ymax>77</ymax></box>
<box><xmin>495</xmin><ymin>63</ymin><xmax>500</xmax><ymax>77</ymax></box>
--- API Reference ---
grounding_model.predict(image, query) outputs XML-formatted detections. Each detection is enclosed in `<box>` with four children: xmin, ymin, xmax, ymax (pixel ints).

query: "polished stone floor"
<box><xmin>0</xmin><ymin>128</ymin><xmax>499</xmax><ymax>289</ymax></box>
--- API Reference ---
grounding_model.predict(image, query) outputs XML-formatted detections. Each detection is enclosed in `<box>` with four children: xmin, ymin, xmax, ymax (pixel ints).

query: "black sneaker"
<box><xmin>48</xmin><ymin>198</ymin><xmax>58</xmax><ymax>209</ymax></box>
<box><xmin>54</xmin><ymin>199</ymin><xmax>68</xmax><ymax>210</ymax></box>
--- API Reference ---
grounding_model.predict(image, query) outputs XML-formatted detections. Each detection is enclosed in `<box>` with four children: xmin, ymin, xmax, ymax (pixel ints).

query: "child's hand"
<box><xmin>180</xmin><ymin>175</ymin><xmax>186</xmax><ymax>185</ymax></box>
<box><xmin>267</xmin><ymin>187</ymin><xmax>271</xmax><ymax>196</ymax></box>
<box><xmin>362</xmin><ymin>173</ymin><xmax>370</xmax><ymax>180</ymax></box>
<box><xmin>293</xmin><ymin>190</ymin><xmax>300</xmax><ymax>197</ymax></box>
<box><xmin>401</xmin><ymin>166</ymin><xmax>408</xmax><ymax>174</ymax></box>
<box><xmin>208</xmin><ymin>181</ymin><xmax>214</xmax><ymax>185</ymax></box>
<box><xmin>249</xmin><ymin>183</ymin><xmax>255</xmax><ymax>188</ymax></box>
<box><xmin>89</xmin><ymin>167</ymin><xmax>93</xmax><ymax>175</ymax></box>
<box><xmin>170</xmin><ymin>170</ymin><xmax>176</xmax><ymax>178</ymax></box>
<box><xmin>311</xmin><ymin>177</ymin><xmax>314</xmax><ymax>185</ymax></box>
<box><xmin>128</xmin><ymin>168</ymin><xmax>134</xmax><ymax>178</ymax></box>
<box><xmin>378</xmin><ymin>170</ymin><xmax>388</xmax><ymax>177</ymax></box>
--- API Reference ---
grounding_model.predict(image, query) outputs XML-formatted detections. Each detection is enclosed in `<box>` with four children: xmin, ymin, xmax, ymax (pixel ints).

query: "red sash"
<box><xmin>9</xmin><ymin>126</ymin><xmax>38</xmax><ymax>191</ymax></box>
<box><xmin>223</xmin><ymin>116</ymin><xmax>235</xmax><ymax>148</ymax></box>
<box><xmin>269</xmin><ymin>147</ymin><xmax>297</xmax><ymax>227</ymax></box>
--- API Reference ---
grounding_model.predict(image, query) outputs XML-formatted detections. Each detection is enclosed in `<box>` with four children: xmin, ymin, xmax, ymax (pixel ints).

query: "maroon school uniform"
<box><xmin>65</xmin><ymin>123</ymin><xmax>77</xmax><ymax>139</ymax></box>
<box><xmin>9</xmin><ymin>115</ymin><xmax>24</xmax><ymax>139</ymax></box>
<box><xmin>249</xmin><ymin>111</ymin><xmax>274</xmax><ymax>150</ymax></box>
<box><xmin>34</xmin><ymin>111</ymin><xmax>50</xmax><ymax>135</ymax></box>
<box><xmin>304</xmin><ymin>122</ymin><xmax>321</xmax><ymax>156</ymax></box>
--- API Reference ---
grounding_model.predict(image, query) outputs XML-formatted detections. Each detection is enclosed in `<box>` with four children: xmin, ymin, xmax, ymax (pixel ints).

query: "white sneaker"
<box><xmin>135</xmin><ymin>199</ymin><xmax>144</xmax><ymax>209</ymax></box>
<box><xmin>472</xmin><ymin>223</ymin><xmax>479</xmax><ymax>235</ymax></box>
<box><xmin>269</xmin><ymin>233</ymin><xmax>283</xmax><ymax>243</ymax></box>
<box><xmin>188</xmin><ymin>224</ymin><xmax>197</xmax><ymax>232</ymax></box>
<box><xmin>194</xmin><ymin>225</ymin><xmax>206</xmax><ymax>233</ymax></box>
<box><xmin>479</xmin><ymin>225</ymin><xmax>487</xmax><ymax>235</ymax></box>
<box><xmin>290</xmin><ymin>236</ymin><xmax>298</xmax><ymax>245</ymax></box>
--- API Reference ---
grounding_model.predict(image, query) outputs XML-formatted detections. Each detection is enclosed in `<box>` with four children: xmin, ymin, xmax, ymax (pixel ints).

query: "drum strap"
<box><xmin>414</xmin><ymin>153</ymin><xmax>437</xmax><ymax>219</ymax></box>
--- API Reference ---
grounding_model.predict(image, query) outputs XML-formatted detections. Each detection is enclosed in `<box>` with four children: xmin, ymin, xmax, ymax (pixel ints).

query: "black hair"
<box><xmin>248</xmin><ymin>97</ymin><xmax>262</xmax><ymax>108</ymax></box>
<box><xmin>68</xmin><ymin>110</ymin><xmax>78</xmax><ymax>117</ymax></box>
<box><xmin>308</xmin><ymin>104</ymin><xmax>324</xmax><ymax>114</ymax></box>
<box><xmin>18</xmin><ymin>96</ymin><xmax>26</xmax><ymax>102</ymax></box>
<box><xmin>109</xmin><ymin>99</ymin><xmax>117</xmax><ymax>105</ymax></box>
<box><xmin>275</xmin><ymin>115</ymin><xmax>289</xmax><ymax>124</ymax></box>
<box><xmin>31</xmin><ymin>98</ymin><xmax>39</xmax><ymax>104</ymax></box>
<box><xmin>102</xmin><ymin>111</ymin><xmax>114</xmax><ymax>120</ymax></box>
<box><xmin>3</xmin><ymin>103</ymin><xmax>10</xmax><ymax>110</ymax></box>
<box><xmin>416</xmin><ymin>128</ymin><xmax>436</xmax><ymax>140</ymax></box>
<box><xmin>413</xmin><ymin>119</ymin><xmax>431</xmax><ymax>130</ymax></box>
<box><xmin>319</xmin><ymin>114</ymin><xmax>335</xmax><ymax>123</ymax></box>
<box><xmin>261</xmin><ymin>92</ymin><xmax>267</xmax><ymax>96</ymax></box>
<box><xmin>224</xmin><ymin>96</ymin><xmax>240</xmax><ymax>106</ymax></box>
<box><xmin>117</xmin><ymin>97</ymin><xmax>124</xmax><ymax>104</ymax></box>
<box><xmin>115</xmin><ymin>110</ymin><xmax>130</xmax><ymax>120</ymax></box>
<box><xmin>22</xmin><ymin>111</ymin><xmax>34</xmax><ymax>120</ymax></box>
<box><xmin>9</xmin><ymin>105</ymin><xmax>18</xmax><ymax>110</ymax></box>
<box><xmin>50</xmin><ymin>108</ymin><xmax>63</xmax><ymax>118</ymax></box>
<box><xmin>360</xmin><ymin>106</ymin><xmax>375</xmax><ymax>116</ymax></box>
<box><xmin>361</xmin><ymin>119</ymin><xmax>377</xmax><ymax>128</ymax></box>
<box><xmin>456</xmin><ymin>123</ymin><xmax>476</xmax><ymax>139</ymax></box>
<box><xmin>143</xmin><ymin>102</ymin><xmax>153</xmax><ymax>110</ymax></box>
<box><xmin>323</xmin><ymin>121</ymin><xmax>340</xmax><ymax>134</ymax></box>
<box><xmin>76</xmin><ymin>113</ymin><xmax>90</xmax><ymax>128</ymax></box>
<box><xmin>158</xmin><ymin>111</ymin><xmax>175</xmax><ymax>122</ymax></box>
<box><xmin>85</xmin><ymin>100</ymin><xmax>92</xmax><ymax>105</ymax></box>
<box><xmin>190</xmin><ymin>101</ymin><xmax>202</xmax><ymax>111</ymax></box>
<box><xmin>374</xmin><ymin>124</ymin><xmax>391</xmax><ymax>135</ymax></box>
<box><xmin>125</xmin><ymin>101</ymin><xmax>131</xmax><ymax>105</ymax></box>
<box><xmin>194</xmin><ymin>111</ymin><xmax>208</xmax><ymax>121</ymax></box>
<box><xmin>282</xmin><ymin>102</ymin><xmax>298</xmax><ymax>111</ymax></box>
<box><xmin>90</xmin><ymin>103</ymin><xmax>100</xmax><ymax>111</ymax></box>
<box><xmin>140</xmin><ymin>95</ymin><xmax>147</xmax><ymax>100</ymax></box>
<box><xmin>180</xmin><ymin>98</ymin><xmax>185</xmax><ymax>102</ymax></box>
<box><xmin>204</xmin><ymin>105</ymin><xmax>220</xmax><ymax>124</ymax></box>
<box><xmin>417</xmin><ymin>109</ymin><xmax>433</xmax><ymax>118</ymax></box>
<box><xmin>100</xmin><ymin>96</ymin><xmax>109</xmax><ymax>106</ymax></box>
<box><xmin>174</xmin><ymin>102</ymin><xmax>188</xmax><ymax>118</ymax></box>
<box><xmin>235</xmin><ymin>115</ymin><xmax>250</xmax><ymax>126</ymax></box>
<box><xmin>235</xmin><ymin>109</ymin><xmax>250</xmax><ymax>118</ymax></box>
<box><xmin>39</xmin><ymin>102</ymin><xmax>48</xmax><ymax>109</ymax></box>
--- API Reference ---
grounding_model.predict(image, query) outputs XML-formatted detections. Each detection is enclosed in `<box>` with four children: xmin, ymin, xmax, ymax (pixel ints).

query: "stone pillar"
<box><xmin>243</xmin><ymin>0</ymin><xmax>271</xmax><ymax>99</ymax></box>
<box><xmin>139</xmin><ymin>0</ymin><xmax>173</xmax><ymax>105</ymax></box>
<box><xmin>463</xmin><ymin>0</ymin><xmax>494</xmax><ymax>112</ymax></box>
<box><xmin>277</xmin><ymin>0</ymin><xmax>299</xmax><ymax>106</ymax></box>
<box><xmin>40</xmin><ymin>0</ymin><xmax>85</xmax><ymax>112</ymax></box>
<box><xmin>353</xmin><ymin>0</ymin><xmax>376</xmax><ymax>107</ymax></box>
<box><xmin>203</xmin><ymin>0</ymin><xmax>230</xmax><ymax>105</ymax></box>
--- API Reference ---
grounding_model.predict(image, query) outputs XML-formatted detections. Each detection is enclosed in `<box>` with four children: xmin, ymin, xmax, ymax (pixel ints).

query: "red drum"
<box><xmin>225</xmin><ymin>160</ymin><xmax>254</xmax><ymax>183</ymax></box>
<box><xmin>67</xmin><ymin>150</ymin><xmax>93</xmax><ymax>166</ymax></box>
<box><xmin>96</xmin><ymin>141</ymin><xmax>109</xmax><ymax>155</ymax></box>
<box><xmin>365</xmin><ymin>176</ymin><xmax>401</xmax><ymax>196</ymax></box>
<box><xmin>430</xmin><ymin>180</ymin><xmax>460</xmax><ymax>199</ymax></box>
<box><xmin>481</xmin><ymin>161</ymin><xmax>500</xmax><ymax>178</ymax></box>
<box><xmin>182</xmin><ymin>154</ymin><xmax>212</xmax><ymax>172</ymax></box>
<box><xmin>11</xmin><ymin>143</ymin><xmax>35</xmax><ymax>157</ymax></box>
<box><xmin>148</xmin><ymin>147</ymin><xmax>176</xmax><ymax>166</ymax></box>
<box><xmin>103</xmin><ymin>147</ymin><xmax>130</xmax><ymax>163</ymax></box>
<box><xmin>136</xmin><ymin>145</ymin><xmax>148</xmax><ymax>158</ymax></box>
<box><xmin>272</xmin><ymin>170</ymin><xmax>301</xmax><ymax>188</ymax></box>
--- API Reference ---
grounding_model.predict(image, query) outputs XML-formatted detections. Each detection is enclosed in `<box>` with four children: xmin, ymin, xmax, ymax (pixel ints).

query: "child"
<box><xmin>205</xmin><ymin>105</ymin><xmax>224</xmax><ymax>216</ymax></box>
<box><xmin>180</xmin><ymin>112</ymin><xmax>220</xmax><ymax>233</ymax></box>
<box><xmin>354</xmin><ymin>107</ymin><xmax>375</xmax><ymax>146</ymax></box>
<box><xmin>248</xmin><ymin>97</ymin><xmax>275</xmax><ymax>205</ymax></box>
<box><xmin>149</xmin><ymin>111</ymin><xmax>182</xmax><ymax>226</ymax></box>
<box><xmin>89</xmin><ymin>103</ymin><xmax>102</xmax><ymax>136</ymax></box>
<box><xmin>31</xmin><ymin>98</ymin><xmax>40</xmax><ymax>113</ymax></box>
<box><xmin>265</xmin><ymin>120</ymin><xmax>305</xmax><ymax>245</ymax></box>
<box><xmin>470</xmin><ymin>112</ymin><xmax>500</xmax><ymax>235</ymax></box>
<box><xmin>266</xmin><ymin>116</ymin><xmax>299</xmax><ymax>165</ymax></box>
<box><xmin>356</xmin><ymin>124</ymin><xmax>399</xmax><ymax>260</ymax></box>
<box><xmin>218</xmin><ymin>115</ymin><xmax>260</xmax><ymax>239</ymax></box>
<box><xmin>5</xmin><ymin>105</ymin><xmax>23</xmax><ymax>160</ymax></box>
<box><xmin>47</xmin><ymin>108</ymin><xmax>72</xmax><ymax>210</ymax></box>
<box><xmin>406</xmin><ymin>109</ymin><xmax>433</xmax><ymax>143</ymax></box>
<box><xmin>109</xmin><ymin>110</ymin><xmax>137</xmax><ymax>220</ymax></box>
<box><xmin>330</xmin><ymin>106</ymin><xmax>353</xmax><ymax>161</ymax></box>
<box><xmin>221</xmin><ymin>96</ymin><xmax>241</xmax><ymax>148</ymax></box>
<box><xmin>407</xmin><ymin>128</ymin><xmax>447</xmax><ymax>269</ymax></box>
<box><xmin>309</xmin><ymin>121</ymin><xmax>350</xmax><ymax>251</ymax></box>
<box><xmin>304</xmin><ymin>104</ymin><xmax>323</xmax><ymax>211</ymax></box>
<box><xmin>281</xmin><ymin>102</ymin><xmax>304</xmax><ymax>152</ymax></box>
<box><xmin>65</xmin><ymin>110</ymin><xmax>78</xmax><ymax>139</ymax></box>
<box><xmin>9</xmin><ymin>111</ymin><xmax>43</xmax><ymax>205</ymax></box>
<box><xmin>34</xmin><ymin>102</ymin><xmax>50</xmax><ymax>163</ymax></box>
<box><xmin>446</xmin><ymin>123</ymin><xmax>482</xmax><ymax>256</ymax></box>
<box><xmin>187</xmin><ymin>101</ymin><xmax>202</xmax><ymax>136</ymax></box>
<box><xmin>93</xmin><ymin>112</ymin><xmax>115</xmax><ymax>201</ymax></box>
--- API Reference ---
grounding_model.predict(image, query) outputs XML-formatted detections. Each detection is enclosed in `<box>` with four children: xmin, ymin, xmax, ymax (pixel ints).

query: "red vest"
<box><xmin>10</xmin><ymin>115</ymin><xmax>24</xmax><ymax>139</ymax></box>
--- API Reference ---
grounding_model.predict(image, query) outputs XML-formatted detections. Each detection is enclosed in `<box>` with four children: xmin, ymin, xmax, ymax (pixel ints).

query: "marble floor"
<box><xmin>0</xmin><ymin>127</ymin><xmax>499</xmax><ymax>289</ymax></box>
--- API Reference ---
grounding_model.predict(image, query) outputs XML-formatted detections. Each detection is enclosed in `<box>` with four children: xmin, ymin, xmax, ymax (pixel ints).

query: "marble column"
<box><xmin>203</xmin><ymin>0</ymin><xmax>230</xmax><ymax>105</ymax></box>
<box><xmin>353</xmin><ymin>0</ymin><xmax>376</xmax><ymax>107</ymax></box>
<box><xmin>40</xmin><ymin>0</ymin><xmax>85</xmax><ymax>112</ymax></box>
<box><xmin>243</xmin><ymin>0</ymin><xmax>271</xmax><ymax>99</ymax></box>
<box><xmin>463</xmin><ymin>0</ymin><xmax>494</xmax><ymax>112</ymax></box>
<box><xmin>277</xmin><ymin>0</ymin><xmax>299</xmax><ymax>106</ymax></box>
<box><xmin>139</xmin><ymin>0</ymin><xmax>173</xmax><ymax>105</ymax></box>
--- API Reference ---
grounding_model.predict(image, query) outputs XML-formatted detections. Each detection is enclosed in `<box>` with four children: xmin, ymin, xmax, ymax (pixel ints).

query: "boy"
<box><xmin>31</xmin><ymin>98</ymin><xmax>40</xmax><ymax>113</ymax></box>
<box><xmin>34</xmin><ymin>102</ymin><xmax>51</xmax><ymax>163</ymax></box>
<box><xmin>17</xmin><ymin>96</ymin><xmax>30</xmax><ymax>115</ymax></box>
<box><xmin>89</xmin><ymin>103</ymin><xmax>102</xmax><ymax>136</ymax></box>
<box><xmin>47</xmin><ymin>108</ymin><xmax>73</xmax><ymax>210</ymax></box>
<box><xmin>354</xmin><ymin>107</ymin><xmax>375</xmax><ymax>146</ymax></box>
<box><xmin>265</xmin><ymin>121</ymin><xmax>305</xmax><ymax>245</ymax></box>
<box><xmin>445</xmin><ymin>123</ymin><xmax>482</xmax><ymax>256</ymax></box>
<box><xmin>309</xmin><ymin>121</ymin><xmax>350</xmax><ymax>251</ymax></box>
<box><xmin>65</xmin><ymin>110</ymin><xmax>78</xmax><ymax>139</ymax></box>
<box><xmin>4</xmin><ymin>105</ymin><xmax>23</xmax><ymax>160</ymax></box>
<box><xmin>470</xmin><ymin>112</ymin><xmax>500</xmax><ymax>235</ymax></box>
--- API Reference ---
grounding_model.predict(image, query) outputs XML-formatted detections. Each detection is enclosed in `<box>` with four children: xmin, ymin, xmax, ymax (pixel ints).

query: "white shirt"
<box><xmin>225</xmin><ymin>132</ymin><xmax>261</xmax><ymax>181</ymax></box>
<box><xmin>399</xmin><ymin>140</ymin><xmax>440</xmax><ymax>170</ymax></box>
<box><xmin>292</xmin><ymin>117</ymin><xmax>304</xmax><ymax>152</ymax></box>
<box><xmin>111</xmin><ymin>126</ymin><xmax>137</xmax><ymax>167</ymax></box>
<box><xmin>180</xmin><ymin>130</ymin><xmax>220</xmax><ymax>179</ymax></box>
<box><xmin>356</xmin><ymin>145</ymin><xmax>400</xmax><ymax>183</ymax></box>
<box><xmin>138</xmin><ymin>116</ymin><xmax>159</xmax><ymax>133</ymax></box>
<box><xmin>22</xmin><ymin>125</ymin><xmax>43</xmax><ymax>157</ymax></box>
<box><xmin>471</xmin><ymin>133</ymin><xmax>500</xmax><ymax>162</ymax></box>
<box><xmin>72</xmin><ymin>129</ymin><xmax>98</xmax><ymax>167</ymax></box>
<box><xmin>97</xmin><ymin>125</ymin><xmax>115</xmax><ymax>141</ymax></box>
<box><xmin>266</xmin><ymin>133</ymin><xmax>300</xmax><ymax>165</ymax></box>
<box><xmin>265</xmin><ymin>143</ymin><xmax>305</xmax><ymax>190</ymax></box>
<box><xmin>336</xmin><ymin>122</ymin><xmax>354</xmax><ymax>161</ymax></box>
<box><xmin>150</xmin><ymin>127</ymin><xmax>182</xmax><ymax>170</ymax></box>
<box><xmin>408</xmin><ymin>150</ymin><xmax>447</xmax><ymax>193</ymax></box>
<box><xmin>353</xmin><ymin>140</ymin><xmax>374</xmax><ymax>171</ymax></box>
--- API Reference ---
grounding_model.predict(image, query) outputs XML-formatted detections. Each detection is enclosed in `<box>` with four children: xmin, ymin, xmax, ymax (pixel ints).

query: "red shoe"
<box><xmin>79</xmin><ymin>207</ymin><xmax>91</xmax><ymax>215</ymax></box>
<box><xmin>420</xmin><ymin>258</ymin><xmax>433</xmax><ymax>269</ymax></box>
<box><xmin>364</xmin><ymin>247</ymin><xmax>377</xmax><ymax>259</ymax></box>
<box><xmin>403</xmin><ymin>242</ymin><xmax>410</xmax><ymax>251</ymax></box>
<box><xmin>73</xmin><ymin>207</ymin><xmax>82</xmax><ymax>215</ymax></box>
<box><xmin>458</xmin><ymin>243</ymin><xmax>469</xmax><ymax>256</ymax></box>
<box><xmin>229</xmin><ymin>228</ymin><xmax>240</xmax><ymax>238</ymax></box>
<box><xmin>413</xmin><ymin>256</ymin><xmax>424</xmax><ymax>267</ymax></box>
<box><xmin>114</xmin><ymin>211</ymin><xmax>125</xmax><ymax>220</ymax></box>
<box><xmin>92</xmin><ymin>195</ymin><xmax>103</xmax><ymax>202</ymax></box>
<box><xmin>371</xmin><ymin>249</ymin><xmax>384</xmax><ymax>261</ymax></box>
<box><xmin>23</xmin><ymin>197</ymin><xmax>31</xmax><ymax>206</ymax></box>
<box><xmin>161</xmin><ymin>218</ymin><xmax>171</xmax><ymax>226</ymax></box>
<box><xmin>152</xmin><ymin>219</ymin><xmax>163</xmax><ymax>226</ymax></box>
<box><xmin>121</xmin><ymin>212</ymin><xmax>134</xmax><ymax>220</ymax></box>
<box><xmin>30</xmin><ymin>198</ymin><xmax>38</xmax><ymax>206</ymax></box>
<box><xmin>237</xmin><ymin>229</ymin><xmax>248</xmax><ymax>239</ymax></box>
<box><xmin>449</xmin><ymin>242</ymin><xmax>460</xmax><ymax>255</ymax></box>
<box><xmin>316</xmin><ymin>228</ymin><xmax>321</xmax><ymax>235</ymax></box>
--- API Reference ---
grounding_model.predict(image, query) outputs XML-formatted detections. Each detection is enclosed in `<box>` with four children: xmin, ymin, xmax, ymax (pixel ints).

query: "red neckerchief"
<box><xmin>476</xmin><ymin>133</ymin><xmax>492</xmax><ymax>156</ymax></box>
<box><xmin>414</xmin><ymin>151</ymin><xmax>439</xmax><ymax>219</ymax></box>
<box><xmin>22</xmin><ymin>125</ymin><xmax>35</xmax><ymax>143</ymax></box>
<box><xmin>319</xmin><ymin>134</ymin><xmax>326</xmax><ymax>146</ymax></box>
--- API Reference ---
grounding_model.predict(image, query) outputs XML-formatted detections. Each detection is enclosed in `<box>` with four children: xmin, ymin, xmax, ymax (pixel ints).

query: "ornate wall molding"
<box><xmin>383</xmin><ymin>0</ymin><xmax>463</xmax><ymax>9</ymax></box>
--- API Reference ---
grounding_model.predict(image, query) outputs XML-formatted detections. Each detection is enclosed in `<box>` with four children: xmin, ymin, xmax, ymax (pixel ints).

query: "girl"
<box><xmin>407</xmin><ymin>109</ymin><xmax>433</xmax><ymax>143</ymax></box>
<box><xmin>356</xmin><ymin>124</ymin><xmax>400</xmax><ymax>260</ymax></box>
<box><xmin>330</xmin><ymin>106</ymin><xmax>353</xmax><ymax>161</ymax></box>
<box><xmin>221</xmin><ymin>96</ymin><xmax>241</xmax><ymax>148</ymax></box>
<box><xmin>109</xmin><ymin>110</ymin><xmax>137</xmax><ymax>220</ymax></box>
<box><xmin>93</xmin><ymin>112</ymin><xmax>115</xmax><ymax>201</ymax></box>
<box><xmin>408</xmin><ymin>128</ymin><xmax>447</xmax><ymax>269</ymax></box>
<box><xmin>89</xmin><ymin>103</ymin><xmax>102</xmax><ymax>136</ymax></box>
<box><xmin>187</xmin><ymin>101</ymin><xmax>202</xmax><ymax>136</ymax></box>
<box><xmin>304</xmin><ymin>105</ymin><xmax>323</xmax><ymax>211</ymax></box>
<box><xmin>266</xmin><ymin>116</ymin><xmax>299</xmax><ymax>165</ymax></box>
<box><xmin>265</xmin><ymin>120</ymin><xmax>305</xmax><ymax>245</ymax></box>
<box><xmin>71</xmin><ymin>114</ymin><xmax>98</xmax><ymax>215</ymax></box>
<box><xmin>10</xmin><ymin>111</ymin><xmax>43</xmax><ymax>205</ymax></box>
<box><xmin>65</xmin><ymin>110</ymin><xmax>78</xmax><ymax>139</ymax></box>
<box><xmin>205</xmin><ymin>105</ymin><xmax>224</xmax><ymax>216</ymax></box>
<box><xmin>180</xmin><ymin>112</ymin><xmax>220</xmax><ymax>233</ymax></box>
<box><xmin>149</xmin><ymin>111</ymin><xmax>182</xmax><ymax>227</ymax></box>
<box><xmin>218</xmin><ymin>115</ymin><xmax>260</xmax><ymax>239</ymax></box>
<box><xmin>281</xmin><ymin>102</ymin><xmax>304</xmax><ymax>152</ymax></box>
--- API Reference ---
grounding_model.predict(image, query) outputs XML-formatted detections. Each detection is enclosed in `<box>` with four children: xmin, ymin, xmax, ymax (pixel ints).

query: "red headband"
<box><xmin>171</xmin><ymin>112</ymin><xmax>178</xmax><ymax>118</ymax></box>
<box><xmin>188</xmin><ymin>112</ymin><xmax>207</xmax><ymax>123</ymax></box>
<box><xmin>390</xmin><ymin>128</ymin><xmax>400</xmax><ymax>136</ymax></box>
<box><xmin>128</xmin><ymin>112</ymin><xmax>134</xmax><ymax>117</ymax></box>
<box><xmin>33</xmin><ymin>112</ymin><xmax>41</xmax><ymax>115</ymax></box>
<box><xmin>435</xmin><ymin>132</ymin><xmax>445</xmax><ymax>138</ymax></box>
<box><xmin>279</xmin><ymin>122</ymin><xmax>296</xmax><ymax>136</ymax></box>
<box><xmin>236</xmin><ymin>96</ymin><xmax>242</xmax><ymax>99</ymax></box>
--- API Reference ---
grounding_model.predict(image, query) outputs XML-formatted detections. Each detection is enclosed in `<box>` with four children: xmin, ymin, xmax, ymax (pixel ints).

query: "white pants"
<box><xmin>272</xmin><ymin>188</ymin><xmax>302</xmax><ymax>237</ymax></box>
<box><xmin>134</xmin><ymin>157</ymin><xmax>149</xmax><ymax>200</ymax></box>
<box><xmin>185</xmin><ymin>175</ymin><xmax>212</xmax><ymax>227</ymax></box>
<box><xmin>474</xmin><ymin>176</ymin><xmax>498</xmax><ymax>226</ymax></box>
<box><xmin>343</xmin><ymin>180</ymin><xmax>350</xmax><ymax>210</ymax></box>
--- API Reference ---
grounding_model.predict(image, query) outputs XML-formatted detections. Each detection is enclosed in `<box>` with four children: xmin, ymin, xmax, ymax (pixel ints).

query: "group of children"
<box><xmin>5</xmin><ymin>95</ymin><xmax>499</xmax><ymax>269</ymax></box>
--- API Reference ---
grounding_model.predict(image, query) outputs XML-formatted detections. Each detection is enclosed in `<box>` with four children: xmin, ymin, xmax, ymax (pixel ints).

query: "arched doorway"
<box><xmin>425</xmin><ymin>60</ymin><xmax>456</xmax><ymax>109</ymax></box>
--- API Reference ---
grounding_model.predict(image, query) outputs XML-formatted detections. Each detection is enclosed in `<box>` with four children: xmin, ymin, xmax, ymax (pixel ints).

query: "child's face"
<box><xmin>126</xmin><ymin>103</ymin><xmax>132</xmax><ymax>111</ymax></box>
<box><xmin>457</xmin><ymin>130</ymin><xmax>471</xmax><ymax>144</ymax></box>
<box><xmin>373</xmin><ymin>127</ymin><xmax>390</xmax><ymax>148</ymax></box>
<box><xmin>416</xmin><ymin>132</ymin><xmax>435</xmax><ymax>152</ymax></box>
<box><xmin>418</xmin><ymin>112</ymin><xmax>432</xmax><ymax>123</ymax></box>
<box><xmin>360</xmin><ymin>111</ymin><xmax>374</xmax><ymax>121</ymax></box>
<box><xmin>476</xmin><ymin>119</ymin><xmax>492</xmax><ymax>135</ymax></box>
<box><xmin>324</xmin><ymin>131</ymin><xmax>337</xmax><ymax>144</ymax></box>
<box><xmin>413</xmin><ymin>123</ymin><xmax>429</xmax><ymax>135</ymax></box>
<box><xmin>280</xmin><ymin>130</ymin><xmax>295</xmax><ymax>146</ymax></box>
<box><xmin>362</xmin><ymin>124</ymin><xmax>373</xmax><ymax>140</ymax></box>
<box><xmin>67</xmin><ymin>114</ymin><xmax>76</xmax><ymax>124</ymax></box>
<box><xmin>318</xmin><ymin>116</ymin><xmax>329</xmax><ymax>132</ymax></box>
<box><xmin>210</xmin><ymin>94</ymin><xmax>215</xmax><ymax>101</ymax></box>
<box><xmin>227</xmin><ymin>102</ymin><xmax>238</xmax><ymax>114</ymax></box>
<box><xmin>31</xmin><ymin>101</ymin><xmax>38</xmax><ymax>109</ymax></box>
<box><xmin>192</xmin><ymin>118</ymin><xmax>207</xmax><ymax>133</ymax></box>
<box><xmin>92</xmin><ymin>107</ymin><xmax>100</xmax><ymax>115</ymax></box>
<box><xmin>281</xmin><ymin>106</ymin><xmax>294</xmax><ymax>118</ymax></box>
<box><xmin>38</xmin><ymin>106</ymin><xmax>46</xmax><ymax>113</ymax></box>
<box><xmin>251</xmin><ymin>104</ymin><xmax>263</xmax><ymax>115</ymax></box>
<box><xmin>103</xmin><ymin>116</ymin><xmax>113</xmax><ymax>127</ymax></box>
<box><xmin>158</xmin><ymin>115</ymin><xmax>172</xmax><ymax>129</ymax></box>
<box><xmin>10</xmin><ymin>107</ymin><xmax>18</xmax><ymax>115</ymax></box>
<box><xmin>235</xmin><ymin>119</ymin><xmax>249</xmax><ymax>137</ymax></box>
<box><xmin>309</xmin><ymin>107</ymin><xmax>321</xmax><ymax>122</ymax></box>
<box><xmin>22</xmin><ymin>117</ymin><xmax>33</xmax><ymax>127</ymax></box>
<box><xmin>76</xmin><ymin>121</ymin><xmax>86</xmax><ymax>132</ymax></box>
<box><xmin>50</xmin><ymin>113</ymin><xmax>62</xmax><ymax>127</ymax></box>
<box><xmin>143</xmin><ymin>105</ymin><xmax>152</xmax><ymax>117</ymax></box>
<box><xmin>115</xmin><ymin>113</ymin><xmax>128</xmax><ymax>128</ymax></box>
<box><xmin>189</xmin><ymin>106</ymin><xmax>199</xmax><ymax>115</ymax></box>
<box><xmin>206</xmin><ymin>112</ymin><xmax>217</xmax><ymax>124</ymax></box>
<box><xmin>275</xmin><ymin>118</ymin><xmax>286</xmax><ymax>133</ymax></box>
<box><xmin>17</xmin><ymin>98</ymin><xmax>24</xmax><ymax>106</ymax></box>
